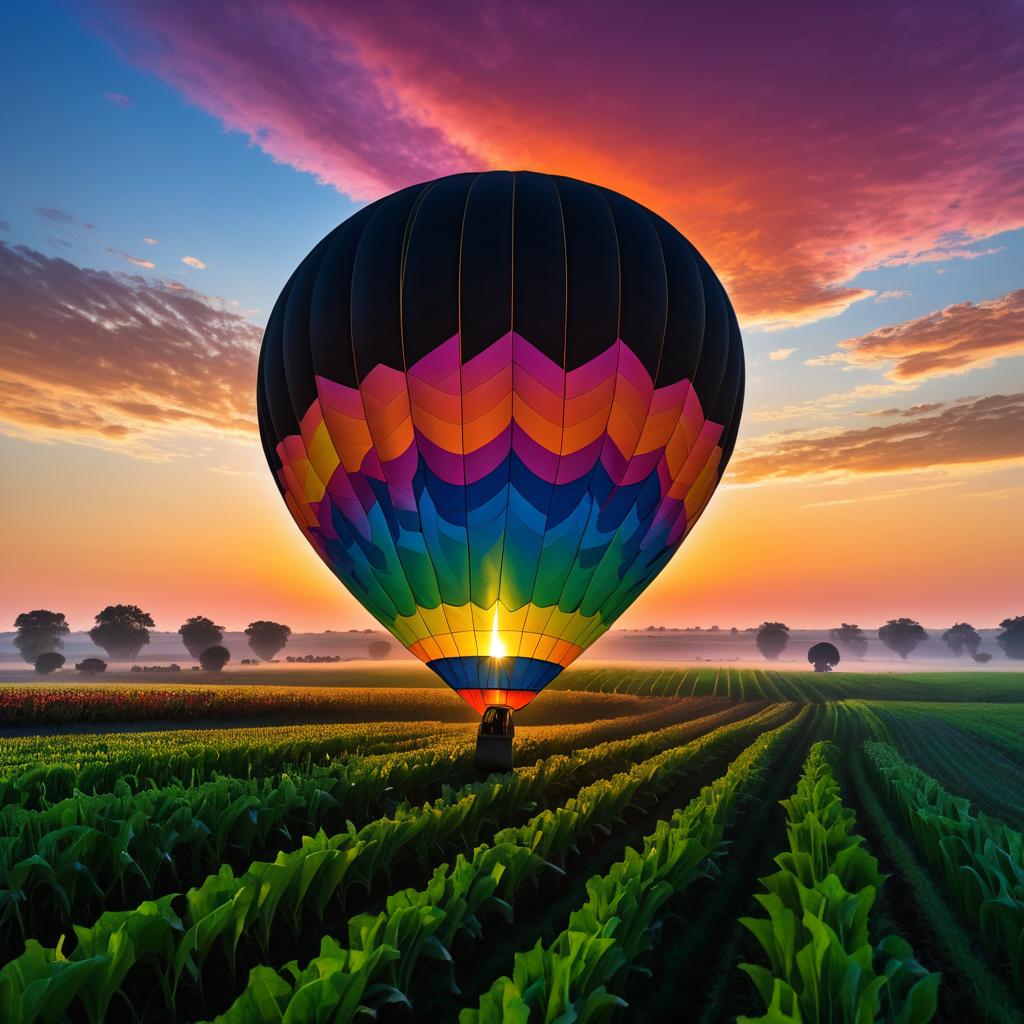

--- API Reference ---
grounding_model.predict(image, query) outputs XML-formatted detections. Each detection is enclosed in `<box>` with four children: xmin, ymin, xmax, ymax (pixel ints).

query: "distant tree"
<box><xmin>807</xmin><ymin>642</ymin><xmax>841</xmax><ymax>673</ymax></box>
<box><xmin>34</xmin><ymin>652</ymin><xmax>66</xmax><ymax>675</ymax></box>
<box><xmin>756</xmin><ymin>622</ymin><xmax>790</xmax><ymax>661</ymax></box>
<box><xmin>941</xmin><ymin>622</ymin><xmax>981</xmax><ymax>658</ymax></box>
<box><xmin>245</xmin><ymin>621</ymin><xmax>291</xmax><ymax>661</ymax></box>
<box><xmin>730</xmin><ymin>627</ymin><xmax>738</xmax><ymax>636</ymax></box>
<box><xmin>89</xmin><ymin>605</ymin><xmax>154</xmax><ymax>660</ymax></box>
<box><xmin>974</xmin><ymin>652</ymin><xmax>992</xmax><ymax>664</ymax></box>
<box><xmin>179</xmin><ymin>616</ymin><xmax>225</xmax><ymax>659</ymax></box>
<box><xmin>830</xmin><ymin>623</ymin><xmax>868</xmax><ymax>659</ymax></box>
<box><xmin>878</xmin><ymin>618</ymin><xmax>929</xmax><ymax>660</ymax></box>
<box><xmin>996</xmin><ymin>616</ymin><xmax>1024</xmax><ymax>660</ymax></box>
<box><xmin>199</xmin><ymin>645</ymin><xmax>231</xmax><ymax>671</ymax></box>
<box><xmin>367</xmin><ymin>639</ymin><xmax>391</xmax><ymax>660</ymax></box>
<box><xmin>13</xmin><ymin>610</ymin><xmax>70</xmax><ymax>664</ymax></box>
<box><xmin>76</xmin><ymin>658</ymin><xmax>107</xmax><ymax>674</ymax></box>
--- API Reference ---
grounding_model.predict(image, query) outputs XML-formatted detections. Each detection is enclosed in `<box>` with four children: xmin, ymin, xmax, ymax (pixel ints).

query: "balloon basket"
<box><xmin>475</xmin><ymin>734</ymin><xmax>513</xmax><ymax>774</ymax></box>
<box><xmin>474</xmin><ymin>706</ymin><xmax>515</xmax><ymax>773</ymax></box>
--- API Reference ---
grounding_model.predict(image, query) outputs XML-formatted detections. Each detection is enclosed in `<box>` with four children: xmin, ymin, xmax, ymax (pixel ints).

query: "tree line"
<box><xmin>11</xmin><ymin>608</ymin><xmax>294</xmax><ymax>675</ymax></box>
<box><xmin>754</xmin><ymin>618</ymin><xmax>1024</xmax><ymax>662</ymax></box>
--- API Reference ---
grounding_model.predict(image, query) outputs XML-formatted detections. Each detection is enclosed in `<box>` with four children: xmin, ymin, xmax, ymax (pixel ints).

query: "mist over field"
<box><xmin>0</xmin><ymin>625</ymin><xmax>1012</xmax><ymax>675</ymax></box>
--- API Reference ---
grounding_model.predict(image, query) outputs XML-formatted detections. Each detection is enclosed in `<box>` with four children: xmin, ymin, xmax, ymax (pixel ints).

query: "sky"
<box><xmin>1</xmin><ymin>0</ymin><xmax>1022</xmax><ymax>634</ymax></box>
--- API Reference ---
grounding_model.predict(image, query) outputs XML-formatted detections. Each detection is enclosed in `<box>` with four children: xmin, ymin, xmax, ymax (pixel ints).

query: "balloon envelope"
<box><xmin>257</xmin><ymin>172</ymin><xmax>744</xmax><ymax>713</ymax></box>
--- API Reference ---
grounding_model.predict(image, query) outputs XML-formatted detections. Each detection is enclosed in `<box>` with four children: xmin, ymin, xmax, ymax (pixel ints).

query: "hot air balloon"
<box><xmin>257</xmin><ymin>171</ymin><xmax>744</xmax><ymax>764</ymax></box>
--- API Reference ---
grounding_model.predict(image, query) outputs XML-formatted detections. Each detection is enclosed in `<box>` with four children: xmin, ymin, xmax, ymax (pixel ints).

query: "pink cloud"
<box><xmin>181</xmin><ymin>255</ymin><xmax>207</xmax><ymax>269</ymax></box>
<box><xmin>92</xmin><ymin>2</ymin><xmax>1024</xmax><ymax>329</ymax></box>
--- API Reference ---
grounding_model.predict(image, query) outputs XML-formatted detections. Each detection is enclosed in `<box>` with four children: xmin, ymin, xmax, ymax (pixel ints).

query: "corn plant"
<box><xmin>461</xmin><ymin>709</ymin><xmax>808</xmax><ymax>1023</ymax></box>
<box><xmin>737</xmin><ymin>741</ymin><xmax>939</xmax><ymax>1024</ymax></box>
<box><xmin>864</xmin><ymin>740</ymin><xmax>1024</xmax><ymax>991</ymax></box>
<box><xmin>0</xmin><ymin>704</ymin><xmax>795</xmax><ymax>1023</ymax></box>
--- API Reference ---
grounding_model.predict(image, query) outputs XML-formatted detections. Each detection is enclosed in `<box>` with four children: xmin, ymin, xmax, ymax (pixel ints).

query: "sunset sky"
<box><xmin>1</xmin><ymin>1</ymin><xmax>1022</xmax><ymax>634</ymax></box>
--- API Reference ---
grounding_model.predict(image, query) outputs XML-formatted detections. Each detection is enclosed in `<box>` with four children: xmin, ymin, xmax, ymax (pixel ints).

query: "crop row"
<box><xmin>0</xmin><ymin>743</ymin><xmax>475</xmax><ymax>954</ymax></box>
<box><xmin>872</xmin><ymin>706</ymin><xmax>1024</xmax><ymax>826</ymax></box>
<box><xmin>0</xmin><ymin>721</ymin><xmax>469</xmax><ymax>807</ymax></box>
<box><xmin>0</xmin><ymin>695</ymin><xmax>722</xmax><ymax>810</ymax></box>
<box><xmin>737</xmin><ymin>741</ymin><xmax>938</xmax><ymax>1023</ymax></box>
<box><xmin>0</xmin><ymin>702</ymin><xmax>758</xmax><ymax>954</ymax></box>
<box><xmin>0</xmin><ymin>683</ymin><xmax>681</xmax><ymax>729</ymax></box>
<box><xmin>554</xmin><ymin>667</ymin><xmax>1024</xmax><ymax>704</ymax></box>
<box><xmin>864</xmin><ymin>741</ymin><xmax>1024</xmax><ymax>991</ymax></box>
<box><xmin>865</xmin><ymin>701</ymin><xmax>1024</xmax><ymax>761</ymax></box>
<box><xmin>459</xmin><ymin>710</ymin><xmax>807</xmax><ymax>1022</ymax></box>
<box><xmin>0</xmin><ymin>685</ymin><xmax>470</xmax><ymax>727</ymax></box>
<box><xmin>0</xmin><ymin>704</ymin><xmax>795</xmax><ymax>1023</ymax></box>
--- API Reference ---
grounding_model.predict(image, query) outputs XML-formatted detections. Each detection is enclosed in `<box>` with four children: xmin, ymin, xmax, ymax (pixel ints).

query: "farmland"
<box><xmin>0</xmin><ymin>669</ymin><xmax>1022</xmax><ymax>1022</ymax></box>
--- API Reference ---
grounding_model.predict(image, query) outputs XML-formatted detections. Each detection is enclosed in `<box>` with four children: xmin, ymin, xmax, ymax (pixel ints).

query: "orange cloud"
<box><xmin>821</xmin><ymin>289</ymin><xmax>1024</xmax><ymax>380</ymax></box>
<box><xmin>730</xmin><ymin>393</ymin><xmax>1024</xmax><ymax>482</ymax></box>
<box><xmin>0</xmin><ymin>243</ymin><xmax>260</xmax><ymax>449</ymax></box>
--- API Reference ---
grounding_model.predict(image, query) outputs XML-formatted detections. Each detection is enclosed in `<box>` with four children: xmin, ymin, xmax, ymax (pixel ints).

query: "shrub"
<box><xmin>34</xmin><ymin>652</ymin><xmax>66</xmax><ymax>675</ymax></box>
<box><xmin>199</xmin><ymin>645</ymin><xmax>231</xmax><ymax>671</ymax></box>
<box><xmin>368</xmin><ymin>639</ymin><xmax>391</xmax><ymax>660</ymax></box>
<box><xmin>76</xmin><ymin>658</ymin><xmax>107</xmax><ymax>674</ymax></box>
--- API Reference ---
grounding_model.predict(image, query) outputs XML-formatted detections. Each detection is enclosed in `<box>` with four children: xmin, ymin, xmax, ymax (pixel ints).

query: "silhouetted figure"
<box><xmin>245</xmin><ymin>621</ymin><xmax>292</xmax><ymax>661</ymax></box>
<box><xmin>475</xmin><ymin>707</ymin><xmax>514</xmax><ymax>773</ymax></box>
<box><xmin>808</xmin><ymin>642</ymin><xmax>841</xmax><ymax>673</ymax></box>
<box><xmin>878</xmin><ymin>618</ymin><xmax>928</xmax><ymax>660</ymax></box>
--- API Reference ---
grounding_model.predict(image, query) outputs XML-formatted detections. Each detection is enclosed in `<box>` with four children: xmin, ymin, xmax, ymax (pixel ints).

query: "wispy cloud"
<box><xmin>767</xmin><ymin>347</ymin><xmax>797</xmax><ymax>362</ymax></box>
<box><xmin>103</xmin><ymin>91</ymin><xmax>134</xmax><ymax>108</ymax></box>
<box><xmin>143</xmin><ymin>236</ymin><xmax>158</xmax><ymax>245</ymax></box>
<box><xmin>181</xmin><ymin>255</ymin><xmax>207</xmax><ymax>269</ymax></box>
<box><xmin>94</xmin><ymin>1</ymin><xmax>1024</xmax><ymax>329</ymax></box>
<box><xmin>748</xmin><ymin>382</ymin><xmax>918</xmax><ymax>423</ymax></box>
<box><xmin>802</xmin><ymin>480</ymin><xmax>960</xmax><ymax>509</ymax></box>
<box><xmin>731</xmin><ymin>393</ymin><xmax>1024</xmax><ymax>483</ymax></box>
<box><xmin>0</xmin><ymin>242</ymin><xmax>260</xmax><ymax>453</ymax></box>
<box><xmin>874</xmin><ymin>290</ymin><xmax>909</xmax><ymax>302</ymax></box>
<box><xmin>809</xmin><ymin>290</ymin><xmax>1024</xmax><ymax>381</ymax></box>
<box><xmin>107</xmin><ymin>246</ymin><xmax>156</xmax><ymax>269</ymax></box>
<box><xmin>34</xmin><ymin>207</ymin><xmax>76</xmax><ymax>224</ymax></box>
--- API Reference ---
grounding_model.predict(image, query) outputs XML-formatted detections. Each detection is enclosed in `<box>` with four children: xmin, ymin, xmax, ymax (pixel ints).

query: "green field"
<box><xmin>0</xmin><ymin>670</ymin><xmax>1022</xmax><ymax>1022</ymax></box>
